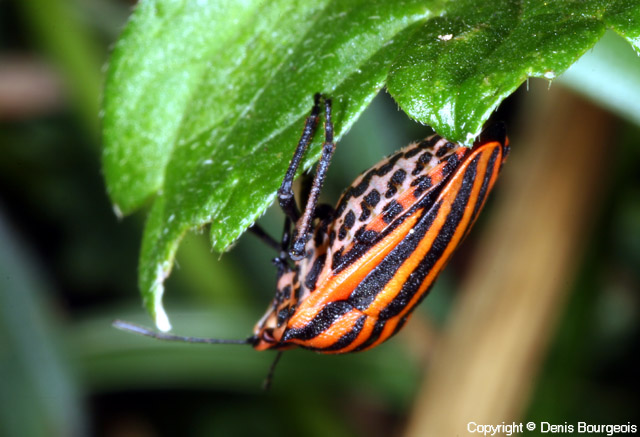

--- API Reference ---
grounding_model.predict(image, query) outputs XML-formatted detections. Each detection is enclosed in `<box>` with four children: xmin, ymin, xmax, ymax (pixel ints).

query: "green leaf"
<box><xmin>104</xmin><ymin>0</ymin><xmax>444</xmax><ymax>329</ymax></box>
<box><xmin>102</xmin><ymin>0</ymin><xmax>441</xmax><ymax>215</ymax></box>
<box><xmin>102</xmin><ymin>0</ymin><xmax>640</xmax><ymax>329</ymax></box>
<box><xmin>387</xmin><ymin>0</ymin><xmax>640</xmax><ymax>143</ymax></box>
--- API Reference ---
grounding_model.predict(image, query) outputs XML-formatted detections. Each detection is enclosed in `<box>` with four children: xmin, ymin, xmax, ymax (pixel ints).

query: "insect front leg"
<box><xmin>272</xmin><ymin>216</ymin><xmax>293</xmax><ymax>277</ymax></box>
<box><xmin>277</xmin><ymin>93</ymin><xmax>322</xmax><ymax>223</ymax></box>
<box><xmin>290</xmin><ymin>97</ymin><xmax>336</xmax><ymax>260</ymax></box>
<box><xmin>248</xmin><ymin>224</ymin><xmax>281</xmax><ymax>251</ymax></box>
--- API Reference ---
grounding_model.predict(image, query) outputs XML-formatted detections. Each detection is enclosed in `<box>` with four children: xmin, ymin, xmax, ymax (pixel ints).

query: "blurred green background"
<box><xmin>1</xmin><ymin>1</ymin><xmax>639</xmax><ymax>436</ymax></box>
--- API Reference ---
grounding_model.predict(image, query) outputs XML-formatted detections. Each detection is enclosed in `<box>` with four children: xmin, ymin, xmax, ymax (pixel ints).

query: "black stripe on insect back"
<box><xmin>459</xmin><ymin>147</ymin><xmax>500</xmax><ymax>244</ymax></box>
<box><xmin>304</xmin><ymin>253</ymin><xmax>326</xmax><ymax>290</ymax></box>
<box><xmin>316</xmin><ymin>315</ymin><xmax>367</xmax><ymax>351</ymax></box>
<box><xmin>359</xmin><ymin>201</ymin><xmax>372</xmax><ymax>221</ymax></box>
<box><xmin>334</xmin><ymin>151</ymin><xmax>407</xmax><ymax>218</ymax></box>
<box><xmin>382</xmin><ymin>200</ymin><xmax>404</xmax><ymax>224</ymax></box>
<box><xmin>338</xmin><ymin>210</ymin><xmax>356</xmax><ymax>240</ymax></box>
<box><xmin>404</xmin><ymin>136</ymin><xmax>439</xmax><ymax>159</ymax></box>
<box><xmin>364</xmin><ymin>189</ymin><xmax>381</xmax><ymax>207</ymax></box>
<box><xmin>436</xmin><ymin>142</ymin><xmax>455</xmax><ymax>157</ymax></box>
<box><xmin>469</xmin><ymin>146</ymin><xmax>500</xmax><ymax>224</ymax></box>
<box><xmin>329</xmin><ymin>144</ymin><xmax>466</xmax><ymax>275</ymax></box>
<box><xmin>282</xmin><ymin>300</ymin><xmax>353</xmax><ymax>341</ymax></box>
<box><xmin>277</xmin><ymin>306</ymin><xmax>295</xmax><ymax>327</ymax></box>
<box><xmin>391</xmin><ymin>314</ymin><xmax>410</xmax><ymax>336</ymax></box>
<box><xmin>353</xmin><ymin>317</ymin><xmax>387</xmax><ymax>351</ymax></box>
<box><xmin>331</xmin><ymin>200</ymin><xmax>420</xmax><ymax>274</ymax></box>
<box><xmin>348</xmin><ymin>203</ymin><xmax>440</xmax><ymax>312</ymax></box>
<box><xmin>376</xmin><ymin>155</ymin><xmax>480</xmax><ymax>322</ymax></box>
<box><xmin>330</xmin><ymin>172</ymin><xmax>447</xmax><ymax>274</ymax></box>
<box><xmin>352</xmin><ymin>161</ymin><xmax>479</xmax><ymax>351</ymax></box>
<box><xmin>411</xmin><ymin>175</ymin><xmax>432</xmax><ymax>197</ymax></box>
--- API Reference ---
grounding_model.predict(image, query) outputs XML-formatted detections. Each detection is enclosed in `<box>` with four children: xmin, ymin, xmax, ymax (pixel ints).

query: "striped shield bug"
<box><xmin>115</xmin><ymin>93</ymin><xmax>509</xmax><ymax>383</ymax></box>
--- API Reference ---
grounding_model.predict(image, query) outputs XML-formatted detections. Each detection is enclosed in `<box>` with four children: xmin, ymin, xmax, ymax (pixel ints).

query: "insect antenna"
<box><xmin>262</xmin><ymin>351</ymin><xmax>284</xmax><ymax>390</ymax></box>
<box><xmin>112</xmin><ymin>320</ymin><xmax>254</xmax><ymax>345</ymax></box>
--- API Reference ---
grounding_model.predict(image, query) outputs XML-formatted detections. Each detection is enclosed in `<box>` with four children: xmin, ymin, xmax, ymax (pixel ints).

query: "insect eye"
<box><xmin>261</xmin><ymin>329</ymin><xmax>275</xmax><ymax>343</ymax></box>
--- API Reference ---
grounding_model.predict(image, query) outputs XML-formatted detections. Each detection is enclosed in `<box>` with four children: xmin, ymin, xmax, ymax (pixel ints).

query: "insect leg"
<box><xmin>277</xmin><ymin>93</ymin><xmax>322</xmax><ymax>223</ymax></box>
<box><xmin>250</xmin><ymin>218</ymin><xmax>296</xmax><ymax>276</ymax></box>
<box><xmin>313</xmin><ymin>203</ymin><xmax>335</xmax><ymax>222</ymax></box>
<box><xmin>298</xmin><ymin>171</ymin><xmax>315</xmax><ymax>216</ymax></box>
<box><xmin>271</xmin><ymin>217</ymin><xmax>293</xmax><ymax>277</ymax></box>
<box><xmin>248</xmin><ymin>224</ymin><xmax>281</xmax><ymax>251</ymax></box>
<box><xmin>290</xmin><ymin>97</ymin><xmax>336</xmax><ymax>260</ymax></box>
<box><xmin>262</xmin><ymin>351</ymin><xmax>284</xmax><ymax>390</ymax></box>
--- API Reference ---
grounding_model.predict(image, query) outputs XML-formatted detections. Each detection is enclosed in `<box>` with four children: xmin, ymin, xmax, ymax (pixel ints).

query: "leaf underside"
<box><xmin>102</xmin><ymin>0</ymin><xmax>640</xmax><ymax>329</ymax></box>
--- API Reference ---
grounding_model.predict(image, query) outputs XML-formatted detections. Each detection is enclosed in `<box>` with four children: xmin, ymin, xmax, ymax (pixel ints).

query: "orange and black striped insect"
<box><xmin>115</xmin><ymin>93</ymin><xmax>509</xmax><ymax>382</ymax></box>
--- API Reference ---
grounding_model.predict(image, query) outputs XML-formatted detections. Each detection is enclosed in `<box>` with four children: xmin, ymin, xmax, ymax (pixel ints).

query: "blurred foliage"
<box><xmin>0</xmin><ymin>213</ymin><xmax>86</xmax><ymax>437</ymax></box>
<box><xmin>0</xmin><ymin>1</ymin><xmax>639</xmax><ymax>436</ymax></box>
<box><xmin>526</xmin><ymin>122</ymin><xmax>640</xmax><ymax>425</ymax></box>
<box><xmin>559</xmin><ymin>31</ymin><xmax>640</xmax><ymax>126</ymax></box>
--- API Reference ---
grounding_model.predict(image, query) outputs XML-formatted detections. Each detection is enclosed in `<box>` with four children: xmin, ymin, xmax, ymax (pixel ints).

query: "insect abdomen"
<box><xmin>282</xmin><ymin>131</ymin><xmax>508</xmax><ymax>353</ymax></box>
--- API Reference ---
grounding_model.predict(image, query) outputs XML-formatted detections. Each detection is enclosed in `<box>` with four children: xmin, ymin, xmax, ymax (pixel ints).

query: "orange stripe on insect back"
<box><xmin>362</xmin><ymin>196</ymin><xmax>453</xmax><ymax>318</ymax></box>
<box><xmin>363</xmin><ymin>315</ymin><xmax>408</xmax><ymax>351</ymax></box>
<box><xmin>358</xmin><ymin>147</ymin><xmax>481</xmax><ymax>321</ymax></box>
<box><xmin>288</xmin><ymin>213</ymin><xmax>421</xmax><ymax>329</ymax></box>
<box><xmin>395</xmin><ymin>146</ymin><xmax>498</xmax><ymax>323</ymax></box>
<box><xmin>363</xmin><ymin>145</ymin><xmax>501</xmax><ymax>351</ymax></box>
<box><xmin>467</xmin><ymin>142</ymin><xmax>503</xmax><ymax>229</ymax></box>
<box><xmin>322</xmin><ymin>159</ymin><xmax>478</xmax><ymax>352</ymax></box>
<box><xmin>324</xmin><ymin>313</ymin><xmax>378</xmax><ymax>354</ymax></box>
<box><xmin>356</xmin><ymin>166</ymin><xmax>475</xmax><ymax>350</ymax></box>
<box><xmin>290</xmin><ymin>309</ymin><xmax>363</xmax><ymax>349</ymax></box>
<box><xmin>396</xmin><ymin>185</ymin><xmax>423</xmax><ymax>209</ymax></box>
<box><xmin>364</xmin><ymin>214</ymin><xmax>387</xmax><ymax>234</ymax></box>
